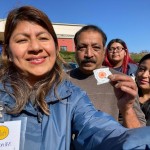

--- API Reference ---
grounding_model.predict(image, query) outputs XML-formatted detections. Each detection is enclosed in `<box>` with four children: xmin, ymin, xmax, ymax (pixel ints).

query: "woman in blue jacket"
<box><xmin>0</xmin><ymin>5</ymin><xmax>150</xmax><ymax>150</ymax></box>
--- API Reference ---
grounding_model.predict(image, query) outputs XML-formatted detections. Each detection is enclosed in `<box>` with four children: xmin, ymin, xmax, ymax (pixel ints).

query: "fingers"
<box><xmin>115</xmin><ymin>80</ymin><xmax>137</xmax><ymax>90</ymax></box>
<box><xmin>108</xmin><ymin>74</ymin><xmax>134</xmax><ymax>82</ymax></box>
<box><xmin>116</xmin><ymin>84</ymin><xmax>137</xmax><ymax>97</ymax></box>
<box><xmin>108</xmin><ymin>74</ymin><xmax>138</xmax><ymax>97</ymax></box>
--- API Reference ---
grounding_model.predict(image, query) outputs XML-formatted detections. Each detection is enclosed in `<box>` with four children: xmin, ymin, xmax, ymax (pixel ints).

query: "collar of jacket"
<box><xmin>0</xmin><ymin>78</ymin><xmax>72</xmax><ymax>116</ymax></box>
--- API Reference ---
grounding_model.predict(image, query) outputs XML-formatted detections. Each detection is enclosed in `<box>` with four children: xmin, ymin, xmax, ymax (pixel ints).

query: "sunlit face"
<box><xmin>75</xmin><ymin>30</ymin><xmax>105</xmax><ymax>75</ymax></box>
<box><xmin>136</xmin><ymin>59</ymin><xmax>150</xmax><ymax>91</ymax></box>
<box><xmin>9</xmin><ymin>21</ymin><xmax>56</xmax><ymax>84</ymax></box>
<box><xmin>108</xmin><ymin>42</ymin><xmax>126</xmax><ymax>65</ymax></box>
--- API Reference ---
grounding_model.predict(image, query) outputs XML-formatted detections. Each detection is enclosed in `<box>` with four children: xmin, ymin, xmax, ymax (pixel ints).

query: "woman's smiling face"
<box><xmin>108</xmin><ymin>42</ymin><xmax>126</xmax><ymax>65</ymax></box>
<box><xmin>9</xmin><ymin>21</ymin><xmax>57</xmax><ymax>83</ymax></box>
<box><xmin>136</xmin><ymin>59</ymin><xmax>150</xmax><ymax>91</ymax></box>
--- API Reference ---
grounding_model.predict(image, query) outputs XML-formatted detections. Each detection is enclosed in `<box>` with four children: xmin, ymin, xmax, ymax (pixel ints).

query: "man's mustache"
<box><xmin>81</xmin><ymin>59</ymin><xmax>96</xmax><ymax>64</ymax></box>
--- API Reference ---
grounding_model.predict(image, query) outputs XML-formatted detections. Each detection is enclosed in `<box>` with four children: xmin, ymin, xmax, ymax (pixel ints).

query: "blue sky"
<box><xmin>0</xmin><ymin>0</ymin><xmax>150</xmax><ymax>53</ymax></box>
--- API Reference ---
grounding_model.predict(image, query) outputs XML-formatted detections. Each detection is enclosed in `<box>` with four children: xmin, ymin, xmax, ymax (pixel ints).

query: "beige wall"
<box><xmin>53</xmin><ymin>23</ymin><xmax>84</xmax><ymax>38</ymax></box>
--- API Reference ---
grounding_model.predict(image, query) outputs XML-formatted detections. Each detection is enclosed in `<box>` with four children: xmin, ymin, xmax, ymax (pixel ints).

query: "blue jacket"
<box><xmin>127</xmin><ymin>63</ymin><xmax>138</xmax><ymax>76</ymax></box>
<box><xmin>113</xmin><ymin>63</ymin><xmax>138</xmax><ymax>76</ymax></box>
<box><xmin>0</xmin><ymin>79</ymin><xmax>150</xmax><ymax>150</ymax></box>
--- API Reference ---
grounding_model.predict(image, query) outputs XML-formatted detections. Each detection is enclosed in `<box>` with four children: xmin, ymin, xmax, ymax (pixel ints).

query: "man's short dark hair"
<box><xmin>74</xmin><ymin>25</ymin><xmax>107</xmax><ymax>47</ymax></box>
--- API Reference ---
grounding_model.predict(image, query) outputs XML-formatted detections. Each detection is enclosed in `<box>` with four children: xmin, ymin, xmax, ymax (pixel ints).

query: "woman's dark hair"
<box><xmin>139</xmin><ymin>53</ymin><xmax>150</xmax><ymax>65</ymax></box>
<box><xmin>103</xmin><ymin>38</ymin><xmax>136</xmax><ymax>74</ymax></box>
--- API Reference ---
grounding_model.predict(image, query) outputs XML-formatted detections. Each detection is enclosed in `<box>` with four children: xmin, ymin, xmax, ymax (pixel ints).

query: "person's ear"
<box><xmin>103</xmin><ymin>47</ymin><xmax>106</xmax><ymax>56</ymax></box>
<box><xmin>102</xmin><ymin>47</ymin><xmax>106</xmax><ymax>59</ymax></box>
<box><xmin>101</xmin><ymin>47</ymin><xmax>106</xmax><ymax>64</ymax></box>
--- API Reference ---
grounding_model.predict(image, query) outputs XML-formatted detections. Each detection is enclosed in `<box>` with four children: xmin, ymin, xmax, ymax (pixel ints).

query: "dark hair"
<box><xmin>103</xmin><ymin>38</ymin><xmax>136</xmax><ymax>74</ymax></box>
<box><xmin>136</xmin><ymin>53</ymin><xmax>150</xmax><ymax>97</ymax></box>
<box><xmin>0</xmin><ymin>6</ymin><xmax>63</xmax><ymax>115</ymax></box>
<box><xmin>74</xmin><ymin>25</ymin><xmax>107</xmax><ymax>47</ymax></box>
<box><xmin>139</xmin><ymin>53</ymin><xmax>150</xmax><ymax>65</ymax></box>
<box><xmin>4</xmin><ymin>6</ymin><xmax>58</xmax><ymax>53</ymax></box>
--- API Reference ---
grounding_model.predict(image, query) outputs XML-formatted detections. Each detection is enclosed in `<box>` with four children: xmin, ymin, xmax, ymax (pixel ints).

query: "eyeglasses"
<box><xmin>108</xmin><ymin>46</ymin><xmax>125</xmax><ymax>53</ymax></box>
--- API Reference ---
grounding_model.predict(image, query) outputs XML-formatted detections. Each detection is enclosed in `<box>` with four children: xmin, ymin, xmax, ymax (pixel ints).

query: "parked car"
<box><xmin>62</xmin><ymin>62</ymin><xmax>78</xmax><ymax>72</ymax></box>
